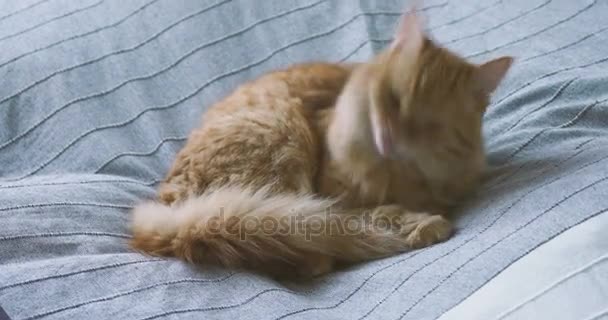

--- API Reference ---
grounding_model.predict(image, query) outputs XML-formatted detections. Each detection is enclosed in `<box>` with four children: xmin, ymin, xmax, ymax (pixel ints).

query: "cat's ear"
<box><xmin>474</xmin><ymin>56</ymin><xmax>514</xmax><ymax>95</ymax></box>
<box><xmin>391</xmin><ymin>7</ymin><xmax>425</xmax><ymax>57</ymax></box>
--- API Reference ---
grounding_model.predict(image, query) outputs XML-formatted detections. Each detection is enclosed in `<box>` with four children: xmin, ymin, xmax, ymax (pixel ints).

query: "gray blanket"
<box><xmin>1</xmin><ymin>0</ymin><xmax>607</xmax><ymax>319</ymax></box>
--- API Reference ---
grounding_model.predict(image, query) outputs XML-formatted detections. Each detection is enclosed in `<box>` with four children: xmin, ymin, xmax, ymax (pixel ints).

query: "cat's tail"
<box><xmin>130</xmin><ymin>186</ymin><xmax>418</xmax><ymax>277</ymax></box>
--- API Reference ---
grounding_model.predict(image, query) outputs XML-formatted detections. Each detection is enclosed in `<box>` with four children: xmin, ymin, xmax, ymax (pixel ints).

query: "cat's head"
<box><xmin>368</xmin><ymin>10</ymin><xmax>512</xmax><ymax>161</ymax></box>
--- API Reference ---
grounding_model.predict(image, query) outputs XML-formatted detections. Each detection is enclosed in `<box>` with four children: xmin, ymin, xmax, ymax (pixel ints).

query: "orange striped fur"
<box><xmin>130</xmin><ymin>9</ymin><xmax>512</xmax><ymax>278</ymax></box>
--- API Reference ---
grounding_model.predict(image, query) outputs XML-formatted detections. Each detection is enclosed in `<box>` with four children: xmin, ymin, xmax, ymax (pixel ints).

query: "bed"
<box><xmin>1</xmin><ymin>0</ymin><xmax>607</xmax><ymax>319</ymax></box>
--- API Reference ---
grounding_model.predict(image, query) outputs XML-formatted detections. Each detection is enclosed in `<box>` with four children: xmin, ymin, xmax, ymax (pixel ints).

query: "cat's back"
<box><xmin>206</xmin><ymin>62</ymin><xmax>353</xmax><ymax>117</ymax></box>
<box><xmin>161</xmin><ymin>63</ymin><xmax>352</xmax><ymax>201</ymax></box>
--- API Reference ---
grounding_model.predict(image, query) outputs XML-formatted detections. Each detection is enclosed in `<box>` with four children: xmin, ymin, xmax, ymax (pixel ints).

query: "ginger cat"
<box><xmin>130</xmin><ymin>10</ymin><xmax>512</xmax><ymax>278</ymax></box>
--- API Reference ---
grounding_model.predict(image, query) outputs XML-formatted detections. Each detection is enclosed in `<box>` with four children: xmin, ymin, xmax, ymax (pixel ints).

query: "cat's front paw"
<box><xmin>404</xmin><ymin>214</ymin><xmax>453</xmax><ymax>249</ymax></box>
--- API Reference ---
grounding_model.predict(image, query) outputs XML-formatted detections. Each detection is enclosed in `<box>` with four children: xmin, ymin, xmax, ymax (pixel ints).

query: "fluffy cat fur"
<box><xmin>130</xmin><ymin>9</ymin><xmax>513</xmax><ymax>278</ymax></box>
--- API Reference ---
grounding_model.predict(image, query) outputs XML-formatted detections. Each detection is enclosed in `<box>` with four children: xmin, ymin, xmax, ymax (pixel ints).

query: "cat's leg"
<box><xmin>368</xmin><ymin>204</ymin><xmax>453</xmax><ymax>249</ymax></box>
<box><xmin>298</xmin><ymin>204</ymin><xmax>453</xmax><ymax>266</ymax></box>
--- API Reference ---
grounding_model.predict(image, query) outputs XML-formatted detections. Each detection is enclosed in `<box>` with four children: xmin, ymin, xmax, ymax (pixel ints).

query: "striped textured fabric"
<box><xmin>0</xmin><ymin>0</ymin><xmax>607</xmax><ymax>319</ymax></box>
